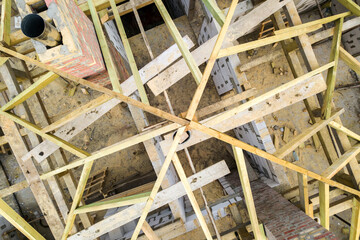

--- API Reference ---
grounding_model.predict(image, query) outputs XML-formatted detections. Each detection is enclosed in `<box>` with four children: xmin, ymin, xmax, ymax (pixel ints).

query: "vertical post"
<box><xmin>319</xmin><ymin>182</ymin><xmax>330</xmax><ymax>229</ymax></box>
<box><xmin>232</xmin><ymin>146</ymin><xmax>263</xmax><ymax>239</ymax></box>
<box><xmin>0</xmin><ymin>0</ymin><xmax>11</xmax><ymax>45</ymax></box>
<box><xmin>350</xmin><ymin>197</ymin><xmax>360</xmax><ymax>240</ymax></box>
<box><xmin>297</xmin><ymin>172</ymin><xmax>310</xmax><ymax>215</ymax></box>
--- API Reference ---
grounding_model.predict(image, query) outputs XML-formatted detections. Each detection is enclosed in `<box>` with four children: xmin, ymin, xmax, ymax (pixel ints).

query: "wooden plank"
<box><xmin>350</xmin><ymin>197</ymin><xmax>360</xmax><ymax>240</ymax></box>
<box><xmin>201</xmin><ymin>0</ymin><xmax>225</xmax><ymax>26</ymax></box>
<box><xmin>185</xmin><ymin>0</ymin><xmax>238</xmax><ymax>120</ymax></box>
<box><xmin>147</xmin><ymin>0</ymin><xmax>291</xmax><ymax>96</ymax></box>
<box><xmin>0</xmin><ymin>116</ymin><xmax>65</xmax><ymax>238</ymax></box>
<box><xmin>339</xmin><ymin>46</ymin><xmax>360</xmax><ymax>76</ymax></box>
<box><xmin>106</xmin><ymin>0</ymin><xmax>154</xmax><ymax>22</ymax></box>
<box><xmin>314</xmin><ymin>195</ymin><xmax>353</xmax><ymax>217</ymax></box>
<box><xmin>203</xmin><ymin>63</ymin><xmax>333</xmax><ymax>127</ymax></box>
<box><xmin>41</xmin><ymin>94</ymin><xmax>112</xmax><ymax>133</ymax></box>
<box><xmin>188</xmin><ymin>121</ymin><xmax>360</xmax><ymax>198</ymax></box>
<box><xmin>329</xmin><ymin>121</ymin><xmax>360</xmax><ymax>142</ymax></box>
<box><xmin>297</xmin><ymin>173</ymin><xmax>310</xmax><ymax>215</ymax></box>
<box><xmin>321</xmin><ymin>143</ymin><xmax>360</xmax><ymax>179</ymax></box>
<box><xmin>321</xmin><ymin>18</ymin><xmax>344</xmax><ymax>119</ymax></box>
<box><xmin>39</xmin><ymin>122</ymin><xmax>180</xmax><ymax>180</ymax></box>
<box><xmin>0</xmin><ymin>45</ymin><xmax>189</xmax><ymax>127</ymax></box>
<box><xmin>274</xmin><ymin>109</ymin><xmax>344</xmax><ymax>159</ymax></box>
<box><xmin>78</xmin><ymin>0</ymin><xmax>125</xmax><ymax>15</ymax></box>
<box><xmin>232</xmin><ymin>146</ymin><xmax>262</xmax><ymax>239</ymax></box>
<box><xmin>318</xmin><ymin>182</ymin><xmax>329</xmax><ymax>229</ymax></box>
<box><xmin>73</xmin><ymin>192</ymin><xmax>150</xmax><ymax>214</ymax></box>
<box><xmin>154</xmin><ymin>0</ymin><xmax>202</xmax><ymax>85</ymax></box>
<box><xmin>0</xmin><ymin>198</ymin><xmax>46</xmax><ymax>240</ymax></box>
<box><xmin>0</xmin><ymin>0</ymin><xmax>11</xmax><ymax>45</ymax></box>
<box><xmin>1</xmin><ymin>72</ymin><xmax>59</xmax><ymax>111</ymax></box>
<box><xmin>0</xmin><ymin>181</ymin><xmax>29</xmax><ymax>198</ymax></box>
<box><xmin>310</xmin><ymin>188</ymin><xmax>345</xmax><ymax>206</ymax></box>
<box><xmin>142</xmin><ymin>221</ymin><xmax>161</xmax><ymax>240</ymax></box>
<box><xmin>109</xmin><ymin>0</ymin><xmax>149</xmax><ymax>104</ymax></box>
<box><xmin>67</xmin><ymin>160</ymin><xmax>230</xmax><ymax>240</ymax></box>
<box><xmin>195</xmin><ymin>88</ymin><xmax>257</xmax><ymax>119</ymax></box>
<box><xmin>217</xmin><ymin>23</ymin><xmax>322</xmax><ymax>58</ymax></box>
<box><xmin>87</xmin><ymin>0</ymin><xmax>122</xmax><ymax>93</ymax></box>
<box><xmin>336</xmin><ymin>0</ymin><xmax>360</xmax><ymax>16</ymax></box>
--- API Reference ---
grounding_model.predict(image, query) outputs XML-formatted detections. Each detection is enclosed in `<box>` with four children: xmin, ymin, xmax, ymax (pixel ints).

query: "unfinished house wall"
<box><xmin>198</xmin><ymin>0</ymin><xmax>279</xmax><ymax>184</ymax></box>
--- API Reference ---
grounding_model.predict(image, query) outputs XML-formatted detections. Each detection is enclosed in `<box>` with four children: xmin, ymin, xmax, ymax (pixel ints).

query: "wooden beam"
<box><xmin>188</xmin><ymin>121</ymin><xmax>360</xmax><ymax>197</ymax></box>
<box><xmin>154</xmin><ymin>0</ymin><xmax>202</xmax><ymax>85</ymax></box>
<box><xmin>142</xmin><ymin>221</ymin><xmax>161</xmax><ymax>240</ymax></box>
<box><xmin>67</xmin><ymin>160</ymin><xmax>230</xmax><ymax>240</ymax></box>
<box><xmin>310</xmin><ymin>188</ymin><xmax>345</xmax><ymax>206</ymax></box>
<box><xmin>78</xmin><ymin>0</ymin><xmax>125</xmax><ymax>15</ymax></box>
<box><xmin>319</xmin><ymin>182</ymin><xmax>329</xmax><ymax>230</ymax></box>
<box><xmin>339</xmin><ymin>46</ymin><xmax>360</xmax><ymax>76</ymax></box>
<box><xmin>73</xmin><ymin>192</ymin><xmax>150</xmax><ymax>214</ymax></box>
<box><xmin>298</xmin><ymin>173</ymin><xmax>310</xmax><ymax>215</ymax></box>
<box><xmin>0</xmin><ymin>0</ymin><xmax>11</xmax><ymax>45</ymax></box>
<box><xmin>328</xmin><ymin>121</ymin><xmax>360</xmax><ymax>142</ymax></box>
<box><xmin>274</xmin><ymin>109</ymin><xmax>344</xmax><ymax>159</ymax></box>
<box><xmin>314</xmin><ymin>195</ymin><xmax>353</xmax><ymax>217</ymax></box>
<box><xmin>0</xmin><ymin>198</ymin><xmax>46</xmax><ymax>240</ymax></box>
<box><xmin>321</xmin><ymin>143</ymin><xmax>360</xmax><ymax>179</ymax></box>
<box><xmin>321</xmin><ymin>18</ymin><xmax>344</xmax><ymax>119</ymax></box>
<box><xmin>41</xmin><ymin>94</ymin><xmax>112</xmax><ymax>133</ymax></box>
<box><xmin>87</xmin><ymin>0</ymin><xmax>122</xmax><ymax>93</ymax></box>
<box><xmin>106</xmin><ymin>0</ymin><xmax>154</xmax><ymax>22</ymax></box>
<box><xmin>350</xmin><ymin>197</ymin><xmax>360</xmax><ymax>240</ymax></box>
<box><xmin>203</xmin><ymin>62</ymin><xmax>334</xmax><ymax>127</ymax></box>
<box><xmin>232</xmin><ymin>146</ymin><xmax>263</xmax><ymax>239</ymax></box>
<box><xmin>109</xmin><ymin>0</ymin><xmax>149</xmax><ymax>104</ymax></box>
<box><xmin>217</xmin><ymin>23</ymin><xmax>322</xmax><ymax>58</ymax></box>
<box><xmin>1</xmin><ymin>72</ymin><xmax>59</xmax><ymax>111</ymax></box>
<box><xmin>201</xmin><ymin>0</ymin><xmax>225</xmax><ymax>26</ymax></box>
<box><xmin>336</xmin><ymin>0</ymin><xmax>360</xmax><ymax>16</ymax></box>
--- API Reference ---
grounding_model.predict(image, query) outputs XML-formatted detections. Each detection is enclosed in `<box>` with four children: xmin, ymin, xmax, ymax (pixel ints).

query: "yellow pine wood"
<box><xmin>0</xmin><ymin>198</ymin><xmax>46</xmax><ymax>240</ymax></box>
<box><xmin>142</xmin><ymin>221</ymin><xmax>160</xmax><ymax>240</ymax></box>
<box><xmin>336</xmin><ymin>0</ymin><xmax>360</xmax><ymax>16</ymax></box>
<box><xmin>1</xmin><ymin>72</ymin><xmax>59</xmax><ymax>111</ymax></box>
<box><xmin>109</xmin><ymin>0</ymin><xmax>149</xmax><ymax>104</ymax></box>
<box><xmin>321</xmin><ymin>18</ymin><xmax>344</xmax><ymax>119</ymax></box>
<box><xmin>319</xmin><ymin>182</ymin><xmax>330</xmax><ymax>230</ymax></box>
<box><xmin>232</xmin><ymin>146</ymin><xmax>263</xmax><ymax>239</ymax></box>
<box><xmin>201</xmin><ymin>0</ymin><xmax>225</xmax><ymax>26</ymax></box>
<box><xmin>74</xmin><ymin>192</ymin><xmax>150</xmax><ymax>214</ymax></box>
<box><xmin>217</xmin><ymin>24</ymin><xmax>322</xmax><ymax>58</ymax></box>
<box><xmin>328</xmin><ymin>121</ymin><xmax>360</xmax><ymax>141</ymax></box>
<box><xmin>321</xmin><ymin>143</ymin><xmax>360</xmax><ymax>179</ymax></box>
<box><xmin>87</xmin><ymin>0</ymin><xmax>122</xmax><ymax>93</ymax></box>
<box><xmin>0</xmin><ymin>0</ymin><xmax>11</xmax><ymax>45</ymax></box>
<box><xmin>350</xmin><ymin>198</ymin><xmax>360</xmax><ymax>240</ymax></box>
<box><xmin>297</xmin><ymin>173</ymin><xmax>310</xmax><ymax>215</ymax></box>
<box><xmin>339</xmin><ymin>46</ymin><xmax>360</xmax><ymax>76</ymax></box>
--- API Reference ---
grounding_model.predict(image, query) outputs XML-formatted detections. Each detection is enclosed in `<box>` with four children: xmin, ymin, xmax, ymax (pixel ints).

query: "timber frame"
<box><xmin>0</xmin><ymin>0</ymin><xmax>360</xmax><ymax>239</ymax></box>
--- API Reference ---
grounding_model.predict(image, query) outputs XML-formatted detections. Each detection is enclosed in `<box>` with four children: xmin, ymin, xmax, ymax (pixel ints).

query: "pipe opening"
<box><xmin>21</xmin><ymin>14</ymin><xmax>45</xmax><ymax>38</ymax></box>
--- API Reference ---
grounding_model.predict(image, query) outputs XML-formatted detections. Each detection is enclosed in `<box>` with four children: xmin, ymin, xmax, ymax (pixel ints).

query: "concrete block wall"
<box><xmin>243</xmin><ymin>180</ymin><xmax>337</xmax><ymax>240</ymax></box>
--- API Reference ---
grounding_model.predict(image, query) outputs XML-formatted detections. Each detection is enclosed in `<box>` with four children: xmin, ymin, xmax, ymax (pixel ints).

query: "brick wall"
<box><xmin>238</xmin><ymin>179</ymin><xmax>337</xmax><ymax>240</ymax></box>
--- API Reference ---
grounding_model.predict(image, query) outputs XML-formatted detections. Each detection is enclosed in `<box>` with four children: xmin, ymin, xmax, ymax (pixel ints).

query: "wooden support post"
<box><xmin>298</xmin><ymin>173</ymin><xmax>310</xmax><ymax>215</ymax></box>
<box><xmin>328</xmin><ymin>121</ymin><xmax>360</xmax><ymax>142</ymax></box>
<box><xmin>350</xmin><ymin>197</ymin><xmax>360</xmax><ymax>240</ymax></box>
<box><xmin>321</xmin><ymin>18</ymin><xmax>344</xmax><ymax>119</ymax></box>
<box><xmin>142</xmin><ymin>221</ymin><xmax>161</xmax><ymax>240</ymax></box>
<box><xmin>339</xmin><ymin>46</ymin><xmax>360</xmax><ymax>76</ymax></box>
<box><xmin>321</xmin><ymin>143</ymin><xmax>360</xmax><ymax>179</ymax></box>
<box><xmin>0</xmin><ymin>0</ymin><xmax>11</xmax><ymax>45</ymax></box>
<box><xmin>336</xmin><ymin>0</ymin><xmax>360</xmax><ymax>16</ymax></box>
<box><xmin>0</xmin><ymin>198</ymin><xmax>46</xmax><ymax>240</ymax></box>
<box><xmin>109</xmin><ymin>0</ymin><xmax>149</xmax><ymax>104</ymax></box>
<box><xmin>87</xmin><ymin>0</ymin><xmax>122</xmax><ymax>93</ymax></box>
<box><xmin>1</xmin><ymin>72</ymin><xmax>59</xmax><ymax>111</ymax></box>
<box><xmin>319</xmin><ymin>182</ymin><xmax>330</xmax><ymax>230</ymax></box>
<box><xmin>232</xmin><ymin>146</ymin><xmax>263</xmax><ymax>239</ymax></box>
